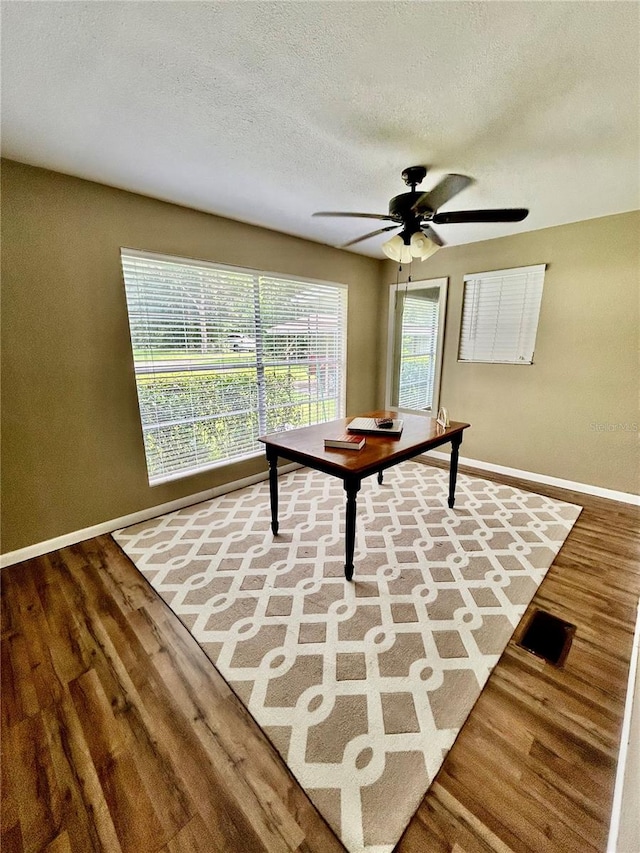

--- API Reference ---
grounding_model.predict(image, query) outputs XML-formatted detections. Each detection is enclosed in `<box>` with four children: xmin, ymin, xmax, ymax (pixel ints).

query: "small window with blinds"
<box><xmin>458</xmin><ymin>264</ymin><xmax>546</xmax><ymax>364</ymax></box>
<box><xmin>120</xmin><ymin>249</ymin><xmax>347</xmax><ymax>484</ymax></box>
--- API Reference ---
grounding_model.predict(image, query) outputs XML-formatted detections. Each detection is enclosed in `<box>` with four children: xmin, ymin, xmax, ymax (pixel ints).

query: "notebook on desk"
<box><xmin>347</xmin><ymin>417</ymin><xmax>404</xmax><ymax>435</ymax></box>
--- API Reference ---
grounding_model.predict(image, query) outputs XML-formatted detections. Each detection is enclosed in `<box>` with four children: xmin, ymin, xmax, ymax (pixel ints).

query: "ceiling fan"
<box><xmin>313</xmin><ymin>165</ymin><xmax>528</xmax><ymax>261</ymax></box>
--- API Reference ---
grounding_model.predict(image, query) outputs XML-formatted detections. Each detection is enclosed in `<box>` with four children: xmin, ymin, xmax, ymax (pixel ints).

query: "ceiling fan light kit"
<box><xmin>313</xmin><ymin>166</ymin><xmax>529</xmax><ymax>257</ymax></box>
<box><xmin>381</xmin><ymin>231</ymin><xmax>440</xmax><ymax>263</ymax></box>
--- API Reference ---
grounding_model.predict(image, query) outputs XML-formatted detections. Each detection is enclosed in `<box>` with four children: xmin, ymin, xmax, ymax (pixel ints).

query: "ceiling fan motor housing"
<box><xmin>389</xmin><ymin>192</ymin><xmax>431</xmax><ymax>236</ymax></box>
<box><xmin>391</xmin><ymin>166</ymin><xmax>432</xmax><ymax>238</ymax></box>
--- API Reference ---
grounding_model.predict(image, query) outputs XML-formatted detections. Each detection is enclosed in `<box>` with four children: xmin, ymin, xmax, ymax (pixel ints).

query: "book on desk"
<box><xmin>324</xmin><ymin>433</ymin><xmax>365</xmax><ymax>450</ymax></box>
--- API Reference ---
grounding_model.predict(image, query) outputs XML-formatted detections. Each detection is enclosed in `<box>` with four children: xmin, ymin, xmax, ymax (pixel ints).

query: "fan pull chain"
<box><xmin>394</xmin><ymin>262</ymin><xmax>401</xmax><ymax>310</ymax></box>
<box><xmin>397</xmin><ymin>263</ymin><xmax>412</xmax><ymax>285</ymax></box>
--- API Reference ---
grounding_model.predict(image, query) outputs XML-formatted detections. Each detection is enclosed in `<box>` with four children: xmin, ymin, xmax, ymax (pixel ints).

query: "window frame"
<box><xmin>120</xmin><ymin>248</ymin><xmax>348</xmax><ymax>485</ymax></box>
<box><xmin>385</xmin><ymin>277</ymin><xmax>448</xmax><ymax>416</ymax></box>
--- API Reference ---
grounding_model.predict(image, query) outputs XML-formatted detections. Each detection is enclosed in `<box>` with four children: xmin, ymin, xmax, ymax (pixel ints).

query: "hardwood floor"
<box><xmin>2</xmin><ymin>464</ymin><xmax>639</xmax><ymax>853</ymax></box>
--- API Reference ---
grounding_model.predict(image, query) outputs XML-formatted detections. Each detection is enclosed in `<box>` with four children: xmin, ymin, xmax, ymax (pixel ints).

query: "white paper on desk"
<box><xmin>347</xmin><ymin>417</ymin><xmax>404</xmax><ymax>435</ymax></box>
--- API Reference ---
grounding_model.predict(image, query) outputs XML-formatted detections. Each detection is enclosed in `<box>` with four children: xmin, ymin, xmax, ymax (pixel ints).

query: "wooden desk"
<box><xmin>259</xmin><ymin>410</ymin><xmax>470</xmax><ymax>581</ymax></box>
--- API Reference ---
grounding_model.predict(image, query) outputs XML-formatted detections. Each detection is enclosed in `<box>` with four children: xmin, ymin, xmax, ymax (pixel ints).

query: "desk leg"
<box><xmin>344</xmin><ymin>478</ymin><xmax>361</xmax><ymax>582</ymax></box>
<box><xmin>377</xmin><ymin>470</ymin><xmax>384</xmax><ymax>485</ymax></box>
<box><xmin>267</xmin><ymin>448</ymin><xmax>279</xmax><ymax>535</ymax></box>
<box><xmin>448</xmin><ymin>434</ymin><xmax>462</xmax><ymax>509</ymax></box>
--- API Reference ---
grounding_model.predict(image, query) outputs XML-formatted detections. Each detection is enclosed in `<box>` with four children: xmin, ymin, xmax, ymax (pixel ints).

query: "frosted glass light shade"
<box><xmin>381</xmin><ymin>235</ymin><xmax>403</xmax><ymax>261</ymax></box>
<box><xmin>410</xmin><ymin>232</ymin><xmax>440</xmax><ymax>261</ymax></box>
<box><xmin>382</xmin><ymin>234</ymin><xmax>412</xmax><ymax>263</ymax></box>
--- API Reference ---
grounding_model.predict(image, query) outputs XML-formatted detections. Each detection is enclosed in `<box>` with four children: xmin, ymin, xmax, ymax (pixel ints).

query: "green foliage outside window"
<box><xmin>137</xmin><ymin>366</ymin><xmax>336</xmax><ymax>477</ymax></box>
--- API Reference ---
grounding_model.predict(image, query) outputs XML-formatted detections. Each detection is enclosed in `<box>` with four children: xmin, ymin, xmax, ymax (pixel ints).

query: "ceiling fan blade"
<box><xmin>413</xmin><ymin>174</ymin><xmax>474</xmax><ymax>213</ymax></box>
<box><xmin>433</xmin><ymin>208</ymin><xmax>529</xmax><ymax>224</ymax></box>
<box><xmin>420</xmin><ymin>224</ymin><xmax>446</xmax><ymax>247</ymax></box>
<box><xmin>313</xmin><ymin>211</ymin><xmax>396</xmax><ymax>221</ymax></box>
<box><xmin>340</xmin><ymin>225</ymin><xmax>399</xmax><ymax>248</ymax></box>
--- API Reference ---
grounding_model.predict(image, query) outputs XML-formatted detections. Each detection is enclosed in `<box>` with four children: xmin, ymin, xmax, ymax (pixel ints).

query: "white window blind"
<box><xmin>397</xmin><ymin>288</ymin><xmax>440</xmax><ymax>410</ymax></box>
<box><xmin>459</xmin><ymin>264</ymin><xmax>546</xmax><ymax>364</ymax></box>
<box><xmin>121</xmin><ymin>249</ymin><xmax>347</xmax><ymax>484</ymax></box>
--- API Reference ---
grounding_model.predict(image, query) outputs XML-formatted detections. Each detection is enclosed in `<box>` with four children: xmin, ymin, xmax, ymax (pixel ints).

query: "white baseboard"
<box><xmin>425</xmin><ymin>451</ymin><xmax>640</xmax><ymax>506</ymax></box>
<box><xmin>0</xmin><ymin>463</ymin><xmax>301</xmax><ymax>570</ymax></box>
<box><xmin>607</xmin><ymin>598</ymin><xmax>640</xmax><ymax>852</ymax></box>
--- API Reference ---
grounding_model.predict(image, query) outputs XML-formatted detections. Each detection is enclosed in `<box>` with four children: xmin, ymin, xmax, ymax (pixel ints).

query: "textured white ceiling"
<box><xmin>2</xmin><ymin>1</ymin><xmax>639</xmax><ymax>256</ymax></box>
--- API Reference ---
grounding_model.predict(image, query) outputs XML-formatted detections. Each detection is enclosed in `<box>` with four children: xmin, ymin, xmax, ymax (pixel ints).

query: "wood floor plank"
<box><xmin>9</xmin><ymin>713</ymin><xmax>60</xmax><ymax>853</ymax></box>
<box><xmin>164</xmin><ymin>814</ymin><xmax>220</xmax><ymax>853</ymax></box>
<box><xmin>403</xmin><ymin>783</ymin><xmax>521</xmax><ymax>853</ymax></box>
<box><xmin>2</xmin><ymin>573</ymin><xmax>40</xmax><ymax>725</ymax></box>
<box><xmin>476</xmin><ymin>684</ymin><xmax>613</xmax><ymax>798</ymax></box>
<box><xmin>1</xmin><ymin>731</ymin><xmax>19</xmax><ymax>837</ymax></box>
<box><xmin>434</xmin><ymin>757</ymin><xmax>601</xmax><ymax>853</ymax></box>
<box><xmin>68</xmin><ymin>668</ymin><xmax>168</xmax><ymax>851</ymax></box>
<box><xmin>32</xmin><ymin>554</ymin><xmax>95</xmax><ymax>684</ymax></box>
<box><xmin>57</xmin><ymin>549</ymin><xmax>195</xmax><ymax>842</ymax></box>
<box><xmin>41</xmin><ymin>831</ymin><xmax>73</xmax><ymax>853</ymax></box>
<box><xmin>1</xmin><ymin>822</ymin><xmax>24</xmax><ymax>853</ymax></box>
<box><xmin>40</xmin><ymin>700</ymin><xmax>117</xmax><ymax>853</ymax></box>
<box><xmin>43</xmin><ymin>693</ymin><xmax>124</xmax><ymax>853</ymax></box>
<box><xmin>2</xmin><ymin>464</ymin><xmax>638</xmax><ymax>853</ymax></box>
<box><xmin>9</xmin><ymin>565</ymin><xmax>65</xmax><ymax>712</ymax></box>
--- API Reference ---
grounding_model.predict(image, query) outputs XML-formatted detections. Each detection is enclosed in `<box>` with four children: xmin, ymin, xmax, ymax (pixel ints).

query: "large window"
<box><xmin>121</xmin><ymin>249</ymin><xmax>347</xmax><ymax>484</ymax></box>
<box><xmin>459</xmin><ymin>264</ymin><xmax>546</xmax><ymax>364</ymax></box>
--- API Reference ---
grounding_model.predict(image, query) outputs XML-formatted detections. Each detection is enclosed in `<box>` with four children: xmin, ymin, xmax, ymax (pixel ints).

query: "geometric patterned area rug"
<box><xmin>114</xmin><ymin>461</ymin><xmax>581</xmax><ymax>853</ymax></box>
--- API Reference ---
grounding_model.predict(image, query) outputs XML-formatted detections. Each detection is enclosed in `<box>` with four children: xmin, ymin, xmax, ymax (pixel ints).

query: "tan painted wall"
<box><xmin>1</xmin><ymin>160</ymin><xmax>381</xmax><ymax>553</ymax></box>
<box><xmin>379</xmin><ymin>211</ymin><xmax>640</xmax><ymax>495</ymax></box>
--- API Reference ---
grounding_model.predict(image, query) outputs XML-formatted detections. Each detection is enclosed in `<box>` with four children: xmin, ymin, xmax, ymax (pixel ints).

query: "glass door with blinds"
<box><xmin>386</xmin><ymin>278</ymin><xmax>447</xmax><ymax>416</ymax></box>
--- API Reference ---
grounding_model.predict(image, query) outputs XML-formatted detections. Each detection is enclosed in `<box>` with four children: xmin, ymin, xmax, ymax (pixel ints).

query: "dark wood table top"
<box><xmin>259</xmin><ymin>410</ymin><xmax>470</xmax><ymax>480</ymax></box>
